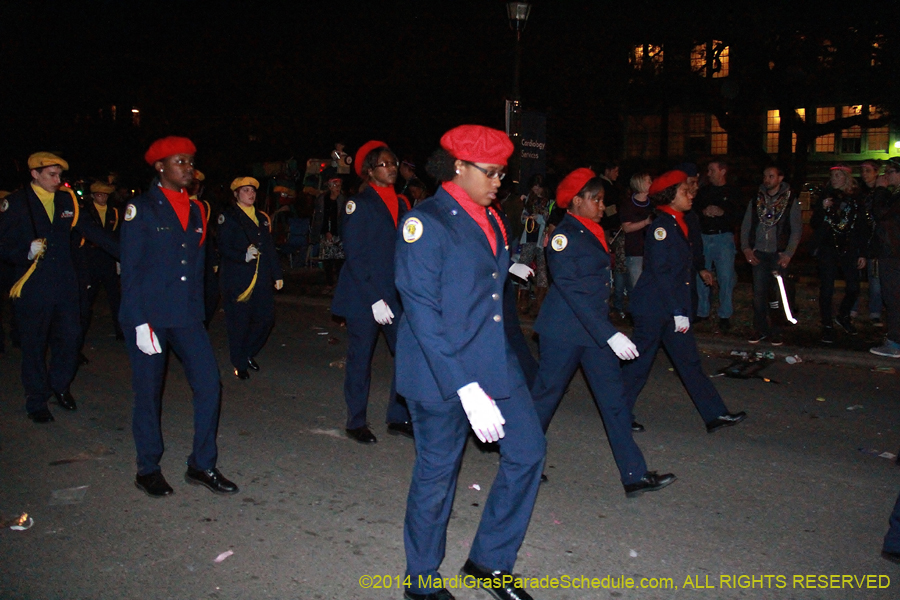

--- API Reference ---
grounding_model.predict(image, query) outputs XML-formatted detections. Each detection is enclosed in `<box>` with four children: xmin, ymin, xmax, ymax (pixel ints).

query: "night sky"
<box><xmin>2</xmin><ymin>1</ymin><xmax>897</xmax><ymax>188</ymax></box>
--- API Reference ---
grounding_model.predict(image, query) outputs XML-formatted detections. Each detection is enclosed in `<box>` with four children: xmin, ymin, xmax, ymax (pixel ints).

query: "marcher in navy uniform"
<box><xmin>120</xmin><ymin>136</ymin><xmax>238</xmax><ymax>498</ymax></box>
<box><xmin>531</xmin><ymin>168</ymin><xmax>676</xmax><ymax>498</ymax></box>
<box><xmin>0</xmin><ymin>190</ymin><xmax>22</xmax><ymax>354</ymax></box>
<box><xmin>622</xmin><ymin>171</ymin><xmax>746</xmax><ymax>434</ymax></box>
<box><xmin>81</xmin><ymin>181</ymin><xmax>124</xmax><ymax>341</ymax></box>
<box><xmin>188</xmin><ymin>170</ymin><xmax>221</xmax><ymax>329</ymax></box>
<box><xmin>0</xmin><ymin>152</ymin><xmax>119</xmax><ymax>423</ymax></box>
<box><xmin>395</xmin><ymin>125</ymin><xmax>546</xmax><ymax>600</ymax></box>
<box><xmin>331</xmin><ymin>140</ymin><xmax>412</xmax><ymax>444</ymax></box>
<box><xmin>217</xmin><ymin>177</ymin><xmax>283</xmax><ymax>379</ymax></box>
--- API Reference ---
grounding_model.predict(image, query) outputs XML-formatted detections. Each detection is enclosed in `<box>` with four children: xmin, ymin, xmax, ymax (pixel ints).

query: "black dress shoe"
<box><xmin>135</xmin><ymin>471</ymin><xmax>174</xmax><ymax>498</ymax></box>
<box><xmin>631</xmin><ymin>420</ymin><xmax>645</xmax><ymax>432</ymax></box>
<box><xmin>185</xmin><ymin>466</ymin><xmax>239</xmax><ymax>494</ymax></box>
<box><xmin>882</xmin><ymin>550</ymin><xmax>900</xmax><ymax>564</ymax></box>
<box><xmin>706</xmin><ymin>411</ymin><xmax>747</xmax><ymax>433</ymax></box>
<box><xmin>459</xmin><ymin>559</ymin><xmax>534</xmax><ymax>600</ymax></box>
<box><xmin>540</xmin><ymin>473</ymin><xmax>548</xmax><ymax>483</ymax></box>
<box><xmin>27</xmin><ymin>408</ymin><xmax>55</xmax><ymax>423</ymax></box>
<box><xmin>55</xmin><ymin>391</ymin><xmax>77</xmax><ymax>411</ymax></box>
<box><xmin>404</xmin><ymin>589</ymin><xmax>455</xmax><ymax>600</ymax></box>
<box><xmin>234</xmin><ymin>368</ymin><xmax>250</xmax><ymax>380</ymax></box>
<box><xmin>346</xmin><ymin>426</ymin><xmax>377</xmax><ymax>444</ymax></box>
<box><xmin>387</xmin><ymin>421</ymin><xmax>414</xmax><ymax>439</ymax></box>
<box><xmin>624</xmin><ymin>471</ymin><xmax>677</xmax><ymax>498</ymax></box>
<box><xmin>247</xmin><ymin>357</ymin><xmax>260</xmax><ymax>371</ymax></box>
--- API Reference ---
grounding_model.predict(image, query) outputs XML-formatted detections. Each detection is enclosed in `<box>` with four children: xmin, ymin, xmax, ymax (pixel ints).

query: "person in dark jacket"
<box><xmin>810</xmin><ymin>164</ymin><xmax>867</xmax><ymax>343</ymax></box>
<box><xmin>217</xmin><ymin>177</ymin><xmax>284</xmax><ymax>379</ymax></box>
<box><xmin>531</xmin><ymin>168</ymin><xmax>675</xmax><ymax>498</ymax></box>
<box><xmin>622</xmin><ymin>170</ymin><xmax>746</xmax><ymax>434</ymax></box>
<box><xmin>80</xmin><ymin>181</ymin><xmax>123</xmax><ymax>341</ymax></box>
<box><xmin>870</xmin><ymin>158</ymin><xmax>900</xmax><ymax>358</ymax></box>
<box><xmin>120</xmin><ymin>136</ymin><xmax>238</xmax><ymax>498</ymax></box>
<box><xmin>331</xmin><ymin>140</ymin><xmax>412</xmax><ymax>444</ymax></box>
<box><xmin>0</xmin><ymin>152</ymin><xmax>118</xmax><ymax>423</ymax></box>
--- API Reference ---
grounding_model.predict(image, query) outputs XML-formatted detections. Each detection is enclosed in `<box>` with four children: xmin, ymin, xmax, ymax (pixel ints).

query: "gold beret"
<box><xmin>0</xmin><ymin>191</ymin><xmax>10</xmax><ymax>199</ymax></box>
<box><xmin>28</xmin><ymin>152</ymin><xmax>69</xmax><ymax>171</ymax></box>
<box><xmin>230</xmin><ymin>177</ymin><xmax>260</xmax><ymax>191</ymax></box>
<box><xmin>194</xmin><ymin>169</ymin><xmax>206</xmax><ymax>182</ymax></box>
<box><xmin>90</xmin><ymin>182</ymin><xmax>116</xmax><ymax>194</ymax></box>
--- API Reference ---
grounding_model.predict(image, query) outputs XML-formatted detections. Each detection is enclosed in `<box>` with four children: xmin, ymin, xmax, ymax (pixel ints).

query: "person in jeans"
<box><xmin>740</xmin><ymin>165</ymin><xmax>801</xmax><ymax>346</ymax></box>
<box><xmin>693</xmin><ymin>158</ymin><xmax>743</xmax><ymax>331</ymax></box>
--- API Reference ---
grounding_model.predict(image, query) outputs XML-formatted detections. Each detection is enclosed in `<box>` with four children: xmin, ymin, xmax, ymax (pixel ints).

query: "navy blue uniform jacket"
<box><xmin>395</xmin><ymin>186</ymin><xmax>513</xmax><ymax>402</ymax></box>
<box><xmin>629</xmin><ymin>212</ymin><xmax>693</xmax><ymax>318</ymax></box>
<box><xmin>0</xmin><ymin>186</ymin><xmax>118</xmax><ymax>301</ymax></box>
<box><xmin>119</xmin><ymin>187</ymin><xmax>207</xmax><ymax>329</ymax></box>
<box><xmin>534</xmin><ymin>213</ymin><xmax>618</xmax><ymax>347</ymax></box>
<box><xmin>332</xmin><ymin>185</ymin><xmax>408</xmax><ymax>319</ymax></box>
<box><xmin>216</xmin><ymin>206</ymin><xmax>283</xmax><ymax>301</ymax></box>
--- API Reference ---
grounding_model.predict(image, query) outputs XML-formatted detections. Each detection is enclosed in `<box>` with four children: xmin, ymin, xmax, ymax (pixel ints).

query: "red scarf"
<box><xmin>371</xmin><ymin>184</ymin><xmax>399</xmax><ymax>227</ymax></box>
<box><xmin>443</xmin><ymin>181</ymin><xmax>508</xmax><ymax>255</ymax></box>
<box><xmin>160</xmin><ymin>185</ymin><xmax>190</xmax><ymax>230</ymax></box>
<box><xmin>571</xmin><ymin>214</ymin><xmax>610</xmax><ymax>254</ymax></box>
<box><xmin>657</xmin><ymin>205</ymin><xmax>688</xmax><ymax>238</ymax></box>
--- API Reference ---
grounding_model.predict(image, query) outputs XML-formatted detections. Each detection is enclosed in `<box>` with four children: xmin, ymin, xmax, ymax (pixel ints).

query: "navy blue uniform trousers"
<box><xmin>20</xmin><ymin>296</ymin><xmax>81</xmax><ymax>414</ymax></box>
<box><xmin>403</xmin><ymin>345</ymin><xmax>545</xmax><ymax>594</ymax></box>
<box><xmin>623</xmin><ymin>312</ymin><xmax>728</xmax><ymax>424</ymax></box>
<box><xmin>344</xmin><ymin>314</ymin><xmax>408</xmax><ymax>429</ymax></box>
<box><xmin>126</xmin><ymin>321</ymin><xmax>221</xmax><ymax>476</ymax></box>
<box><xmin>223</xmin><ymin>292</ymin><xmax>274</xmax><ymax>370</ymax></box>
<box><xmin>532</xmin><ymin>336</ymin><xmax>646</xmax><ymax>485</ymax></box>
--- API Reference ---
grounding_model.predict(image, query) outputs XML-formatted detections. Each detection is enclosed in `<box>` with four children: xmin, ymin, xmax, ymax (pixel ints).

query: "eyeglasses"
<box><xmin>464</xmin><ymin>161</ymin><xmax>506</xmax><ymax>180</ymax></box>
<box><xmin>375</xmin><ymin>161</ymin><xmax>399</xmax><ymax>169</ymax></box>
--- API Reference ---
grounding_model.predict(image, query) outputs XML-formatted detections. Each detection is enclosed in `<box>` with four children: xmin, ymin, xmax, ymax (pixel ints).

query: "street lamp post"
<box><xmin>505</xmin><ymin>1</ymin><xmax>531</xmax><ymax>191</ymax></box>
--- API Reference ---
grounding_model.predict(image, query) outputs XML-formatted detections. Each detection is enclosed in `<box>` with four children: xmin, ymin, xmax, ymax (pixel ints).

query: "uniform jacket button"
<box><xmin>181</xmin><ymin>260</ymin><xmax>187</xmax><ymax>265</ymax></box>
<box><xmin>492</xmin><ymin>272</ymin><xmax>498</xmax><ymax>279</ymax></box>
<box><xmin>180</xmin><ymin>276</ymin><xmax>187</xmax><ymax>281</ymax></box>
<box><xmin>492</xmin><ymin>293</ymin><xmax>500</xmax><ymax>301</ymax></box>
<box><xmin>493</xmin><ymin>314</ymin><xmax>501</xmax><ymax>322</ymax></box>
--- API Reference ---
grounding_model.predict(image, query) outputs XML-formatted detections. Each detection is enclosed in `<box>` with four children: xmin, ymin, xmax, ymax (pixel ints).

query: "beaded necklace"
<box><xmin>756</xmin><ymin>188</ymin><xmax>791</xmax><ymax>227</ymax></box>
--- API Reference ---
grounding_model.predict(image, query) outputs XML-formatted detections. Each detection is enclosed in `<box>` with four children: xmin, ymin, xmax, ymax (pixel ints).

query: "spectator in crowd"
<box><xmin>619</xmin><ymin>172</ymin><xmax>653</xmax><ymax>289</ymax></box>
<box><xmin>693</xmin><ymin>158</ymin><xmax>743</xmax><ymax>331</ymax></box>
<box><xmin>311</xmin><ymin>177</ymin><xmax>347</xmax><ymax>290</ymax></box>
<box><xmin>810</xmin><ymin>164</ymin><xmax>867</xmax><ymax>343</ymax></box>
<box><xmin>856</xmin><ymin>159</ymin><xmax>884</xmax><ymax>325</ymax></box>
<box><xmin>515</xmin><ymin>174</ymin><xmax>550</xmax><ymax>316</ymax></box>
<box><xmin>870</xmin><ymin>158</ymin><xmax>900</xmax><ymax>358</ymax></box>
<box><xmin>740</xmin><ymin>165</ymin><xmax>802</xmax><ymax>346</ymax></box>
<box><xmin>600</xmin><ymin>162</ymin><xmax>627</xmax><ymax>318</ymax></box>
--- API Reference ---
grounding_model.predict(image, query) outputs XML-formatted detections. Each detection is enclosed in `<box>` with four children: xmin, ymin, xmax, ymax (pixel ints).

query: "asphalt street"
<box><xmin>1</xmin><ymin>294</ymin><xmax>900</xmax><ymax>600</ymax></box>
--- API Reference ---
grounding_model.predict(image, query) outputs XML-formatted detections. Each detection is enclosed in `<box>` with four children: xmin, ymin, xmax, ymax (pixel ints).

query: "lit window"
<box><xmin>766</xmin><ymin>110</ymin><xmax>780</xmax><ymax>153</ymax></box>
<box><xmin>868</xmin><ymin>105</ymin><xmax>890</xmax><ymax>153</ymax></box>
<box><xmin>691</xmin><ymin>41</ymin><xmax>729</xmax><ymax>78</ymax></box>
<box><xmin>816</xmin><ymin>107</ymin><xmax>835</xmax><ymax>153</ymax></box>
<box><xmin>631</xmin><ymin>44</ymin><xmax>664</xmax><ymax>74</ymax></box>
<box><xmin>688</xmin><ymin>113</ymin><xmax>708</xmax><ymax>153</ymax></box>
<box><xmin>711</xmin><ymin>116</ymin><xmax>728</xmax><ymax>154</ymax></box>
<box><xmin>841</xmin><ymin>105</ymin><xmax>862</xmax><ymax>154</ymax></box>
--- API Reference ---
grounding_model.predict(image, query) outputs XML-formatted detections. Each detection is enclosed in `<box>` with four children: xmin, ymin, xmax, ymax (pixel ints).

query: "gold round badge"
<box><xmin>550</xmin><ymin>234</ymin><xmax>568</xmax><ymax>251</ymax></box>
<box><xmin>0</xmin><ymin>199</ymin><xmax>8</xmax><ymax>213</ymax></box>
<box><xmin>345</xmin><ymin>200</ymin><xmax>356</xmax><ymax>215</ymax></box>
<box><xmin>124</xmin><ymin>204</ymin><xmax>137</xmax><ymax>221</ymax></box>
<box><xmin>654</xmin><ymin>227</ymin><xmax>667</xmax><ymax>241</ymax></box>
<box><xmin>217</xmin><ymin>214</ymin><xmax>226</xmax><ymax>225</ymax></box>
<box><xmin>403</xmin><ymin>217</ymin><xmax>423</xmax><ymax>243</ymax></box>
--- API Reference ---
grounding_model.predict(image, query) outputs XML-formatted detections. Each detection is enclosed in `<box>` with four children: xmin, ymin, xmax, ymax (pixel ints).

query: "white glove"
<box><xmin>116</xmin><ymin>262</ymin><xmax>121</xmax><ymax>275</ymax></box>
<box><xmin>135</xmin><ymin>323</ymin><xmax>162</xmax><ymax>355</ymax></box>
<box><xmin>372</xmin><ymin>299</ymin><xmax>395</xmax><ymax>325</ymax></box>
<box><xmin>674</xmin><ymin>316</ymin><xmax>690</xmax><ymax>333</ymax></box>
<box><xmin>509</xmin><ymin>263</ymin><xmax>534</xmax><ymax>280</ymax></box>
<box><xmin>607</xmin><ymin>332</ymin><xmax>639</xmax><ymax>360</ymax></box>
<box><xmin>275</xmin><ymin>279</ymin><xmax>283</xmax><ymax>290</ymax></box>
<box><xmin>245</xmin><ymin>245</ymin><xmax>259</xmax><ymax>262</ymax></box>
<box><xmin>458</xmin><ymin>382</ymin><xmax>506</xmax><ymax>443</ymax></box>
<box><xmin>28</xmin><ymin>239</ymin><xmax>46</xmax><ymax>260</ymax></box>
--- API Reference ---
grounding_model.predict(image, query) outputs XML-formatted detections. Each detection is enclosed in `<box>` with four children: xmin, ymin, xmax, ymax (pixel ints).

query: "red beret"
<box><xmin>440</xmin><ymin>125</ymin><xmax>514</xmax><ymax>166</ymax></box>
<box><xmin>144</xmin><ymin>136</ymin><xmax>196</xmax><ymax>165</ymax></box>
<box><xmin>555</xmin><ymin>168</ymin><xmax>596</xmax><ymax>209</ymax></box>
<box><xmin>648</xmin><ymin>170</ymin><xmax>688</xmax><ymax>196</ymax></box>
<box><xmin>355</xmin><ymin>140</ymin><xmax>388</xmax><ymax>177</ymax></box>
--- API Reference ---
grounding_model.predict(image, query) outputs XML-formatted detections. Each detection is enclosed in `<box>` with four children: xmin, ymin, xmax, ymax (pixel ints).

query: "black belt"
<box><xmin>703</xmin><ymin>230</ymin><xmax>732</xmax><ymax>235</ymax></box>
